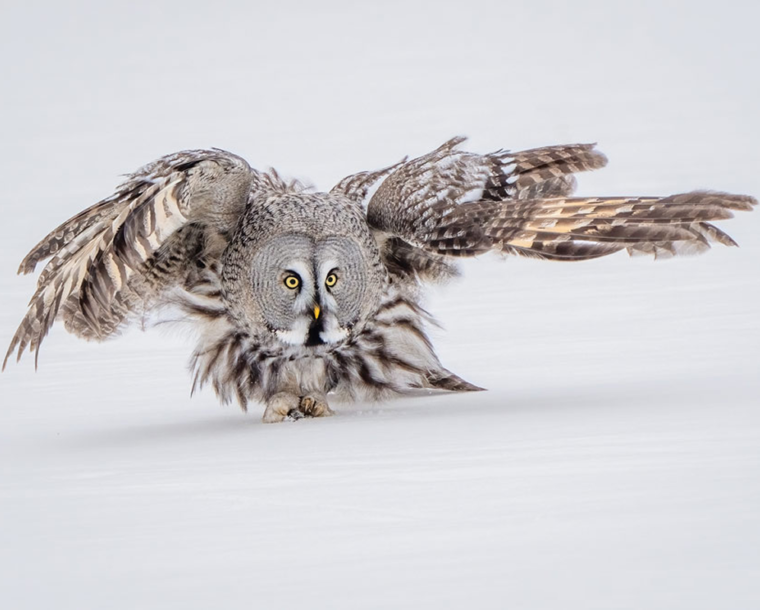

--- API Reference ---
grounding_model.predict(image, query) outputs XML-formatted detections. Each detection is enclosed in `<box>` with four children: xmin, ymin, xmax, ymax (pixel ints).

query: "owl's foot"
<box><xmin>262</xmin><ymin>392</ymin><xmax>333</xmax><ymax>423</ymax></box>
<box><xmin>262</xmin><ymin>392</ymin><xmax>302</xmax><ymax>423</ymax></box>
<box><xmin>300</xmin><ymin>394</ymin><xmax>334</xmax><ymax>418</ymax></box>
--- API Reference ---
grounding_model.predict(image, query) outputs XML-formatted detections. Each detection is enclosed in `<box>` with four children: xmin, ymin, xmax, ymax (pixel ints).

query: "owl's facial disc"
<box><xmin>249</xmin><ymin>235</ymin><xmax>365</xmax><ymax>347</ymax></box>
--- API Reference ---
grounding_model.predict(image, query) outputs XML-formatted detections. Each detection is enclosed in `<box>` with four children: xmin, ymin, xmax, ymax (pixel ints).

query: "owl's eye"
<box><xmin>325</xmin><ymin>273</ymin><xmax>338</xmax><ymax>288</ymax></box>
<box><xmin>284</xmin><ymin>275</ymin><xmax>300</xmax><ymax>289</ymax></box>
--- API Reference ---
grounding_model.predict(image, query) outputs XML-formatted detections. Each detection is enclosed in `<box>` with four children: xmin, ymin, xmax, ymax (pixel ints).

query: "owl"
<box><xmin>4</xmin><ymin>137</ymin><xmax>756</xmax><ymax>422</ymax></box>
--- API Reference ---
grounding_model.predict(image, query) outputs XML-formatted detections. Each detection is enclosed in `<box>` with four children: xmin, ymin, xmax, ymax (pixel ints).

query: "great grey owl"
<box><xmin>4</xmin><ymin>138</ymin><xmax>756</xmax><ymax>422</ymax></box>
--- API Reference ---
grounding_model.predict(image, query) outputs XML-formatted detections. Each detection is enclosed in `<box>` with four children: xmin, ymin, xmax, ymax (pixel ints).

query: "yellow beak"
<box><xmin>313</xmin><ymin>305</ymin><xmax>321</xmax><ymax>319</ymax></box>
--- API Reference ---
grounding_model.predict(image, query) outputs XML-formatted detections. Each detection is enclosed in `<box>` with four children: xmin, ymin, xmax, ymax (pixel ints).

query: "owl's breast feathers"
<box><xmin>185</xmin><ymin>286</ymin><xmax>480</xmax><ymax>410</ymax></box>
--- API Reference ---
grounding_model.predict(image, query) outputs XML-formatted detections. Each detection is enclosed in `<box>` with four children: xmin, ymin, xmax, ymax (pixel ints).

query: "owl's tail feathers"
<box><xmin>484</xmin><ymin>191</ymin><xmax>757</xmax><ymax>261</ymax></box>
<box><xmin>425</xmin><ymin>369</ymin><xmax>485</xmax><ymax>393</ymax></box>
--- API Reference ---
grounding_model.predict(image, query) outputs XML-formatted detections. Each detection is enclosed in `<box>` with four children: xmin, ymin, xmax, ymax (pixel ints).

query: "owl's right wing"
<box><xmin>5</xmin><ymin>149</ymin><xmax>263</xmax><ymax>369</ymax></box>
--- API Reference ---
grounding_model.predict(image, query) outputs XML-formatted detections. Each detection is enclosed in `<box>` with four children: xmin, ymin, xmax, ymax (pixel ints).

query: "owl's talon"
<box><xmin>299</xmin><ymin>394</ymin><xmax>334</xmax><ymax>418</ymax></box>
<box><xmin>262</xmin><ymin>392</ymin><xmax>302</xmax><ymax>423</ymax></box>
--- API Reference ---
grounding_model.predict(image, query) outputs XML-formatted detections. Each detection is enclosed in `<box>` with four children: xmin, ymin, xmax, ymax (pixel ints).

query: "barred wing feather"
<box><xmin>5</xmin><ymin>149</ymin><xmax>254</xmax><ymax>368</ymax></box>
<box><xmin>480</xmin><ymin>191</ymin><xmax>757</xmax><ymax>260</ymax></box>
<box><xmin>359</xmin><ymin>138</ymin><xmax>755</xmax><ymax>265</ymax></box>
<box><xmin>364</xmin><ymin>137</ymin><xmax>608</xmax><ymax>256</ymax></box>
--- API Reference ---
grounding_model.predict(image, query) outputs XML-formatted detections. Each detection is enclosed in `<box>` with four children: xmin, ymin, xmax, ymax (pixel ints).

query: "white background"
<box><xmin>1</xmin><ymin>1</ymin><xmax>758</xmax><ymax>608</ymax></box>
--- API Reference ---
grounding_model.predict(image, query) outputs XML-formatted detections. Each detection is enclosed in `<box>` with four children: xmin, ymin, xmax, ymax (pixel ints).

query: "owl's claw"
<box><xmin>262</xmin><ymin>392</ymin><xmax>333</xmax><ymax>423</ymax></box>
<box><xmin>300</xmin><ymin>395</ymin><xmax>334</xmax><ymax>418</ymax></box>
<box><xmin>262</xmin><ymin>392</ymin><xmax>302</xmax><ymax>423</ymax></box>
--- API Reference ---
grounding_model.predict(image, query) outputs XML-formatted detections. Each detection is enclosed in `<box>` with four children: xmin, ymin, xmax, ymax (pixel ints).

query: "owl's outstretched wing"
<box><xmin>471</xmin><ymin>191</ymin><xmax>756</xmax><ymax>260</ymax></box>
<box><xmin>340</xmin><ymin>137</ymin><xmax>755</xmax><ymax>276</ymax></box>
<box><xmin>5</xmin><ymin>149</ymin><xmax>258</xmax><ymax>369</ymax></box>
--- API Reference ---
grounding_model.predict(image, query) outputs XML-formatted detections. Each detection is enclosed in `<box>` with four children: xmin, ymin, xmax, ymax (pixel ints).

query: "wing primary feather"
<box><xmin>490</xmin><ymin>192</ymin><xmax>756</xmax><ymax>260</ymax></box>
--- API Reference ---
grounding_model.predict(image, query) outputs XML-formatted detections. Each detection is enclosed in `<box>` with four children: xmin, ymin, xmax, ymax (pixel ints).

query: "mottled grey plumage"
<box><xmin>5</xmin><ymin>138</ymin><xmax>756</xmax><ymax>421</ymax></box>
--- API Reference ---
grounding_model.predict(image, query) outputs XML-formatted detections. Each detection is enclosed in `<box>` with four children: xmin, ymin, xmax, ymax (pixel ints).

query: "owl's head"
<box><xmin>223</xmin><ymin>193</ymin><xmax>385</xmax><ymax>347</ymax></box>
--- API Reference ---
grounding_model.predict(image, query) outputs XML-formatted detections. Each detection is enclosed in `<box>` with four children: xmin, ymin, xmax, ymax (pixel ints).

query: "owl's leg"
<box><xmin>300</xmin><ymin>393</ymin><xmax>334</xmax><ymax>418</ymax></box>
<box><xmin>262</xmin><ymin>392</ymin><xmax>303</xmax><ymax>423</ymax></box>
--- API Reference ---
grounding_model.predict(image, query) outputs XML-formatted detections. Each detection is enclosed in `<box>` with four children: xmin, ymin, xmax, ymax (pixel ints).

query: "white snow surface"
<box><xmin>1</xmin><ymin>2</ymin><xmax>759</xmax><ymax>608</ymax></box>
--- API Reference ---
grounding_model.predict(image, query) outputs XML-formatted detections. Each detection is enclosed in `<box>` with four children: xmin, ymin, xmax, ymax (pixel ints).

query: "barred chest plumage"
<box><xmin>187</xmin><ymin>286</ymin><xmax>479</xmax><ymax>411</ymax></box>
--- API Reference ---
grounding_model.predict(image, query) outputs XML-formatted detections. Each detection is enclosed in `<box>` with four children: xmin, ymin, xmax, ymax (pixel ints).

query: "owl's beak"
<box><xmin>313</xmin><ymin>305</ymin><xmax>321</xmax><ymax>320</ymax></box>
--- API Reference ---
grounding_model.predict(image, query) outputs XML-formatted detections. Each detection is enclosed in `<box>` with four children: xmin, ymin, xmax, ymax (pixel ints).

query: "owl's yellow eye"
<box><xmin>284</xmin><ymin>275</ymin><xmax>300</xmax><ymax>289</ymax></box>
<box><xmin>325</xmin><ymin>273</ymin><xmax>338</xmax><ymax>288</ymax></box>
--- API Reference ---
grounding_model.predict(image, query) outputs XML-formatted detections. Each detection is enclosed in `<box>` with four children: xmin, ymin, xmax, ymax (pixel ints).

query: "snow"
<box><xmin>1</xmin><ymin>1</ymin><xmax>759</xmax><ymax>608</ymax></box>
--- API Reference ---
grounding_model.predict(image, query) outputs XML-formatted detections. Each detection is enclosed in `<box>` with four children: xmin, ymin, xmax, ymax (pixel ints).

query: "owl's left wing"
<box><xmin>334</xmin><ymin>137</ymin><xmax>756</xmax><ymax>275</ymax></box>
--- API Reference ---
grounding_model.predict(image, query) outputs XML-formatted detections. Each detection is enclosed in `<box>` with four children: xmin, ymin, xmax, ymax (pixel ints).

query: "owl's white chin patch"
<box><xmin>274</xmin><ymin>317</ymin><xmax>348</xmax><ymax>346</ymax></box>
<box><xmin>274</xmin><ymin>329</ymin><xmax>307</xmax><ymax>346</ymax></box>
<box><xmin>320</xmin><ymin>326</ymin><xmax>349</xmax><ymax>344</ymax></box>
<box><xmin>274</xmin><ymin>318</ymin><xmax>310</xmax><ymax>346</ymax></box>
